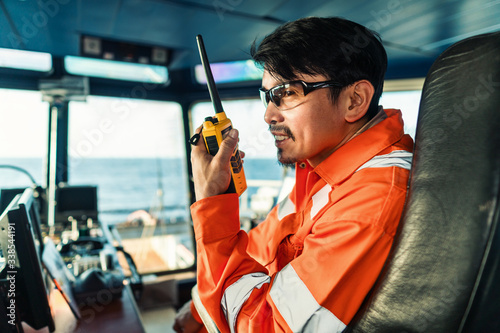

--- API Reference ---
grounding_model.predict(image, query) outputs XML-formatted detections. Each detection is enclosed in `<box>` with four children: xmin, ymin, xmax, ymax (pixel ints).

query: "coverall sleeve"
<box><xmin>244</xmin><ymin>205</ymin><xmax>281</xmax><ymax>265</ymax></box>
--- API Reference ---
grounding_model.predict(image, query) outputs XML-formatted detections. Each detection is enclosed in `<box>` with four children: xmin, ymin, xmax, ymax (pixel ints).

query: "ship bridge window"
<box><xmin>0</xmin><ymin>89</ymin><xmax>49</xmax><ymax>188</ymax></box>
<box><xmin>381</xmin><ymin>78</ymin><xmax>424</xmax><ymax>140</ymax></box>
<box><xmin>191</xmin><ymin>99</ymin><xmax>292</xmax><ymax>228</ymax></box>
<box><xmin>68</xmin><ymin>96</ymin><xmax>192</xmax><ymax>274</ymax></box>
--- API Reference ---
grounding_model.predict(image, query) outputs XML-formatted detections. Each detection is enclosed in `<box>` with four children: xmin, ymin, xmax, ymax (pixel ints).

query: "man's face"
<box><xmin>262</xmin><ymin>70</ymin><xmax>354</xmax><ymax>168</ymax></box>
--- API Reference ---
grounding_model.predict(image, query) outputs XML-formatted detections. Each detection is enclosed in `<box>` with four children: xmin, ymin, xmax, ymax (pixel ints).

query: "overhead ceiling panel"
<box><xmin>0</xmin><ymin>0</ymin><xmax>79</xmax><ymax>55</ymax></box>
<box><xmin>0</xmin><ymin>0</ymin><xmax>498</xmax><ymax>78</ymax></box>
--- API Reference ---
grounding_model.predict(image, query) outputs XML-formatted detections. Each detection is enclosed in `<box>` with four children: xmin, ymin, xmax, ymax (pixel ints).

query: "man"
<box><xmin>174</xmin><ymin>16</ymin><xmax>413</xmax><ymax>332</ymax></box>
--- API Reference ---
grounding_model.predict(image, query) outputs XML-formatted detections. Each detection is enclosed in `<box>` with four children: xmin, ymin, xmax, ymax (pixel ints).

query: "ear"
<box><xmin>344</xmin><ymin>80</ymin><xmax>375</xmax><ymax>123</ymax></box>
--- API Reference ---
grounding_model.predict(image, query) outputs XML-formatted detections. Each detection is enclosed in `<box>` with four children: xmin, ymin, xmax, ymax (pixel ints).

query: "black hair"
<box><xmin>251</xmin><ymin>17</ymin><xmax>387</xmax><ymax>119</ymax></box>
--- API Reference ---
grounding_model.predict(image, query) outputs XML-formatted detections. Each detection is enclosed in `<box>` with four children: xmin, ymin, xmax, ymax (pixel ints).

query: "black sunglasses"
<box><xmin>259</xmin><ymin>80</ymin><xmax>344</xmax><ymax>111</ymax></box>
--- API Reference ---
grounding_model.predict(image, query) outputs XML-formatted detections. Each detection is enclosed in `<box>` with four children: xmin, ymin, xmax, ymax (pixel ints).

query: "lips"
<box><xmin>270</xmin><ymin>126</ymin><xmax>294</xmax><ymax>150</ymax></box>
<box><xmin>269</xmin><ymin>125</ymin><xmax>294</xmax><ymax>143</ymax></box>
<box><xmin>274</xmin><ymin>135</ymin><xmax>289</xmax><ymax>141</ymax></box>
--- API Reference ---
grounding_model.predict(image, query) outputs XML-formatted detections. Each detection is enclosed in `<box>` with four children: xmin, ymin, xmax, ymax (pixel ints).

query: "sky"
<box><xmin>0</xmin><ymin>89</ymin><xmax>49</xmax><ymax>158</ymax></box>
<box><xmin>69</xmin><ymin>96</ymin><xmax>184</xmax><ymax>158</ymax></box>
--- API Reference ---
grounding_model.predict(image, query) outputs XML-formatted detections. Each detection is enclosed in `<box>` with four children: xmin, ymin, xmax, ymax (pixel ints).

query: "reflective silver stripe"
<box><xmin>356</xmin><ymin>150</ymin><xmax>413</xmax><ymax>172</ymax></box>
<box><xmin>310</xmin><ymin>184</ymin><xmax>332</xmax><ymax>220</ymax></box>
<box><xmin>270</xmin><ymin>264</ymin><xmax>346</xmax><ymax>332</ymax></box>
<box><xmin>278</xmin><ymin>194</ymin><xmax>295</xmax><ymax>220</ymax></box>
<box><xmin>191</xmin><ymin>285</ymin><xmax>221</xmax><ymax>333</ymax></box>
<box><xmin>221</xmin><ymin>272</ymin><xmax>271</xmax><ymax>333</ymax></box>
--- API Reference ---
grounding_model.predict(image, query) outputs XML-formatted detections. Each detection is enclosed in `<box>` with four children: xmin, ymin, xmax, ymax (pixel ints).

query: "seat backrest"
<box><xmin>348</xmin><ymin>32</ymin><xmax>500</xmax><ymax>332</ymax></box>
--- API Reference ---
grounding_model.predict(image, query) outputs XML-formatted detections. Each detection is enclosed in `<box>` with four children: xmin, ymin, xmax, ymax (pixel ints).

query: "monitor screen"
<box><xmin>55</xmin><ymin>185</ymin><xmax>98</xmax><ymax>222</ymax></box>
<box><xmin>0</xmin><ymin>188</ymin><xmax>55</xmax><ymax>331</ymax></box>
<box><xmin>0</xmin><ymin>188</ymin><xmax>24</xmax><ymax>213</ymax></box>
<box><xmin>1</xmin><ymin>187</ymin><xmax>48</xmax><ymax>228</ymax></box>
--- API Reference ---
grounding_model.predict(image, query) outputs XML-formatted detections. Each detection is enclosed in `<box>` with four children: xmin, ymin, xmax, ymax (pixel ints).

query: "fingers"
<box><xmin>173</xmin><ymin>301</ymin><xmax>195</xmax><ymax>332</ymax></box>
<box><xmin>216</xmin><ymin>129</ymin><xmax>239</xmax><ymax>164</ymax></box>
<box><xmin>190</xmin><ymin>127</ymin><xmax>241</xmax><ymax>199</ymax></box>
<box><xmin>172</xmin><ymin>300</ymin><xmax>204</xmax><ymax>333</ymax></box>
<box><xmin>191</xmin><ymin>125</ymin><xmax>207</xmax><ymax>153</ymax></box>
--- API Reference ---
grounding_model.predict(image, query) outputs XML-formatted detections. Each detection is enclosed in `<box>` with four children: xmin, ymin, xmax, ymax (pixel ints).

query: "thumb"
<box><xmin>217</xmin><ymin>129</ymin><xmax>239</xmax><ymax>162</ymax></box>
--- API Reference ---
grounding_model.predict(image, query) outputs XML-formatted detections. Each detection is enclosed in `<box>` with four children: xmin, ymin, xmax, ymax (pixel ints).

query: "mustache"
<box><xmin>269</xmin><ymin>125</ymin><xmax>295</xmax><ymax>141</ymax></box>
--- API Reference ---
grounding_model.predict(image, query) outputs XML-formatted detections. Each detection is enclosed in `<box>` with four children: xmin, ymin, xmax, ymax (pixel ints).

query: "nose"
<box><xmin>264</xmin><ymin>102</ymin><xmax>284</xmax><ymax>125</ymax></box>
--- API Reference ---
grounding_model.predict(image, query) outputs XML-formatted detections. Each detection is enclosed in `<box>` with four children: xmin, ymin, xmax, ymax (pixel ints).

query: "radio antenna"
<box><xmin>196</xmin><ymin>35</ymin><xmax>224</xmax><ymax>114</ymax></box>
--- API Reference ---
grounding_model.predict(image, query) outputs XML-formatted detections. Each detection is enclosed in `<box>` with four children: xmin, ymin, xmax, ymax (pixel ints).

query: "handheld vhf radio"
<box><xmin>195</xmin><ymin>35</ymin><xmax>247</xmax><ymax>196</ymax></box>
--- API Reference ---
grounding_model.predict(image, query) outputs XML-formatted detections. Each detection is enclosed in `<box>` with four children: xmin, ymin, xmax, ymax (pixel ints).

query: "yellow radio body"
<box><xmin>202</xmin><ymin>111</ymin><xmax>247</xmax><ymax>196</ymax></box>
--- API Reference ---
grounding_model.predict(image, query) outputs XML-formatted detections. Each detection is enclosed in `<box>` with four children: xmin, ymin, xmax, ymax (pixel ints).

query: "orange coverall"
<box><xmin>191</xmin><ymin>109</ymin><xmax>414</xmax><ymax>332</ymax></box>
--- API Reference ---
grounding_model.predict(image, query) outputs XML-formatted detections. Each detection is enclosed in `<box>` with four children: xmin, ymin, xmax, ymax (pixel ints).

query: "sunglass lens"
<box><xmin>260</xmin><ymin>90</ymin><xmax>268</xmax><ymax>107</ymax></box>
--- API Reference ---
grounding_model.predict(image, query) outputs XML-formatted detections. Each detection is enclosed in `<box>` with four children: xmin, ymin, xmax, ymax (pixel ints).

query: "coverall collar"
<box><xmin>298</xmin><ymin>108</ymin><xmax>406</xmax><ymax>187</ymax></box>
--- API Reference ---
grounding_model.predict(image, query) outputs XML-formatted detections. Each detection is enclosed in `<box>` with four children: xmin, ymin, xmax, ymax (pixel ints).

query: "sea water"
<box><xmin>0</xmin><ymin>157</ymin><xmax>285</xmax><ymax>225</ymax></box>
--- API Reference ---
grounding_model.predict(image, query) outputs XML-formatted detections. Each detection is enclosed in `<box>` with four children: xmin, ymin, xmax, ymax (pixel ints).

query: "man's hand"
<box><xmin>173</xmin><ymin>300</ymin><xmax>204</xmax><ymax>333</ymax></box>
<box><xmin>191</xmin><ymin>127</ymin><xmax>240</xmax><ymax>200</ymax></box>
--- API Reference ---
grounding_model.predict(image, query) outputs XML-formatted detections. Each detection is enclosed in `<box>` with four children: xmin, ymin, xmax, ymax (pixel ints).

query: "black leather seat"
<box><xmin>348</xmin><ymin>32</ymin><xmax>500</xmax><ymax>332</ymax></box>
